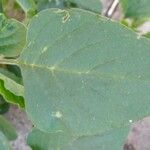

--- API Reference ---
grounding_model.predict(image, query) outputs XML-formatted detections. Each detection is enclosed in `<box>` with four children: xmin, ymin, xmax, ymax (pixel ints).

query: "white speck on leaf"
<box><xmin>42</xmin><ymin>46</ymin><xmax>48</xmax><ymax>53</ymax></box>
<box><xmin>137</xmin><ymin>34</ymin><xmax>141</xmax><ymax>39</ymax></box>
<box><xmin>52</xmin><ymin>111</ymin><xmax>62</xmax><ymax>118</ymax></box>
<box><xmin>129</xmin><ymin>120</ymin><xmax>133</xmax><ymax>123</ymax></box>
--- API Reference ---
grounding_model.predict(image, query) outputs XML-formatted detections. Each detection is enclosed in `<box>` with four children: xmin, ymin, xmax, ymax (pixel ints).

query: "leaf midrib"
<box><xmin>18</xmin><ymin>60</ymin><xmax>149</xmax><ymax>83</ymax></box>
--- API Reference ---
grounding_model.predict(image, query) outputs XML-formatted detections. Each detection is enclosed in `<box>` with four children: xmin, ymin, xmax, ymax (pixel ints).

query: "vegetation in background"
<box><xmin>0</xmin><ymin>0</ymin><xmax>150</xmax><ymax>149</ymax></box>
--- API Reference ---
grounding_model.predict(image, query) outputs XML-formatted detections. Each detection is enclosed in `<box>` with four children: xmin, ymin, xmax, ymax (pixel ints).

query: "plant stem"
<box><xmin>0</xmin><ymin>59</ymin><xmax>18</xmax><ymax>66</ymax></box>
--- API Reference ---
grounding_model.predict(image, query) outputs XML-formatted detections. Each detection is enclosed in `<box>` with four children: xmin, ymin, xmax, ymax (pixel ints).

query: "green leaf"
<box><xmin>34</xmin><ymin>0</ymin><xmax>65</xmax><ymax>12</ymax></box>
<box><xmin>27</xmin><ymin>128</ymin><xmax>72</xmax><ymax>150</ymax></box>
<box><xmin>0</xmin><ymin>95</ymin><xmax>9</xmax><ymax>114</ymax></box>
<box><xmin>0</xmin><ymin>13</ymin><xmax>26</xmax><ymax>57</ymax></box>
<box><xmin>34</xmin><ymin>0</ymin><xmax>102</xmax><ymax>13</ymax></box>
<box><xmin>18</xmin><ymin>8</ymin><xmax>150</xmax><ymax>137</ymax></box>
<box><xmin>0</xmin><ymin>67</ymin><xmax>22</xmax><ymax>84</ymax></box>
<box><xmin>27</xmin><ymin>127</ymin><xmax>128</xmax><ymax>150</ymax></box>
<box><xmin>0</xmin><ymin>68</ymin><xmax>24</xmax><ymax>107</ymax></box>
<box><xmin>67</xmin><ymin>0</ymin><xmax>102</xmax><ymax>13</ymax></box>
<box><xmin>0</xmin><ymin>131</ymin><xmax>11</xmax><ymax>150</ymax></box>
<box><xmin>0</xmin><ymin>1</ymin><xmax>3</xmax><ymax>13</ymax></box>
<box><xmin>2</xmin><ymin>0</ymin><xmax>25</xmax><ymax>21</ymax></box>
<box><xmin>144</xmin><ymin>32</ymin><xmax>150</xmax><ymax>39</ymax></box>
<box><xmin>16</xmin><ymin>0</ymin><xmax>37</xmax><ymax>15</ymax></box>
<box><xmin>0</xmin><ymin>115</ymin><xmax>17</xmax><ymax>141</ymax></box>
<box><xmin>7</xmin><ymin>65</ymin><xmax>22</xmax><ymax>80</ymax></box>
<box><xmin>120</xmin><ymin>0</ymin><xmax>150</xmax><ymax>21</ymax></box>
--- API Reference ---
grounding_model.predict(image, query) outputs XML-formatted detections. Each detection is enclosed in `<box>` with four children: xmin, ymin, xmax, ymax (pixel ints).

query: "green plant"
<box><xmin>0</xmin><ymin>0</ymin><xmax>150</xmax><ymax>149</ymax></box>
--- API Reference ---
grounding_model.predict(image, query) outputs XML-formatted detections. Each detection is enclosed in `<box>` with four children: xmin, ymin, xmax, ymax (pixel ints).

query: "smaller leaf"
<box><xmin>2</xmin><ymin>0</ymin><xmax>25</xmax><ymax>21</ymax></box>
<box><xmin>120</xmin><ymin>0</ymin><xmax>150</xmax><ymax>22</ymax></box>
<box><xmin>27</xmin><ymin>128</ymin><xmax>72</xmax><ymax>150</ymax></box>
<box><xmin>0</xmin><ymin>13</ymin><xmax>26</xmax><ymax>57</ymax></box>
<box><xmin>0</xmin><ymin>115</ymin><xmax>17</xmax><ymax>141</ymax></box>
<box><xmin>0</xmin><ymin>131</ymin><xmax>11</xmax><ymax>150</ymax></box>
<box><xmin>0</xmin><ymin>67</ymin><xmax>22</xmax><ymax>84</ymax></box>
<box><xmin>0</xmin><ymin>1</ymin><xmax>3</xmax><ymax>13</ymax></box>
<box><xmin>27</xmin><ymin>127</ymin><xmax>128</xmax><ymax>150</ymax></box>
<box><xmin>0</xmin><ymin>95</ymin><xmax>9</xmax><ymax>114</ymax></box>
<box><xmin>34</xmin><ymin>0</ymin><xmax>102</xmax><ymax>13</ymax></box>
<box><xmin>144</xmin><ymin>32</ymin><xmax>150</xmax><ymax>39</ymax></box>
<box><xmin>16</xmin><ymin>0</ymin><xmax>37</xmax><ymax>16</ymax></box>
<box><xmin>67</xmin><ymin>0</ymin><xmax>102</xmax><ymax>13</ymax></box>
<box><xmin>0</xmin><ymin>68</ymin><xmax>24</xmax><ymax>107</ymax></box>
<box><xmin>34</xmin><ymin>0</ymin><xmax>65</xmax><ymax>12</ymax></box>
<box><xmin>7</xmin><ymin>65</ymin><xmax>22</xmax><ymax>80</ymax></box>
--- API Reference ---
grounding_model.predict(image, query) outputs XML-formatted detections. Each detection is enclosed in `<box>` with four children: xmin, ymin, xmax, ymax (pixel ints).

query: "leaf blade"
<box><xmin>16</xmin><ymin>0</ymin><xmax>37</xmax><ymax>15</ymax></box>
<box><xmin>0</xmin><ymin>13</ymin><xmax>26</xmax><ymax>57</ymax></box>
<box><xmin>0</xmin><ymin>115</ymin><xmax>17</xmax><ymax>141</ymax></box>
<box><xmin>19</xmin><ymin>8</ymin><xmax>150</xmax><ymax>137</ymax></box>
<box><xmin>27</xmin><ymin>127</ymin><xmax>128</xmax><ymax>150</ymax></box>
<box><xmin>0</xmin><ymin>131</ymin><xmax>11</xmax><ymax>150</ymax></box>
<box><xmin>67</xmin><ymin>0</ymin><xmax>102</xmax><ymax>13</ymax></box>
<box><xmin>0</xmin><ymin>68</ymin><xmax>24</xmax><ymax>107</ymax></box>
<box><xmin>120</xmin><ymin>0</ymin><xmax>150</xmax><ymax>21</ymax></box>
